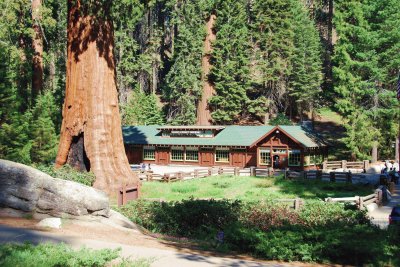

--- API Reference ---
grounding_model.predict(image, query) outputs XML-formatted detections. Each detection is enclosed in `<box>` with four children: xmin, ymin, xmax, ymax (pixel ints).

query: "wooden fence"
<box><xmin>286</xmin><ymin>170</ymin><xmax>366</xmax><ymax>183</ymax></box>
<box><xmin>138</xmin><ymin>166</ymin><xmax>253</xmax><ymax>183</ymax></box>
<box><xmin>325</xmin><ymin>188</ymin><xmax>383</xmax><ymax>210</ymax></box>
<box><xmin>322</xmin><ymin>160</ymin><xmax>369</xmax><ymax>171</ymax></box>
<box><xmin>137</xmin><ymin>167</ymin><xmax>368</xmax><ymax>184</ymax></box>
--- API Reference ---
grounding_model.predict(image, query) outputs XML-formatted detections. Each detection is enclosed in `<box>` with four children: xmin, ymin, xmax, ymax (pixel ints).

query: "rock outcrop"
<box><xmin>0</xmin><ymin>159</ymin><xmax>110</xmax><ymax>218</ymax></box>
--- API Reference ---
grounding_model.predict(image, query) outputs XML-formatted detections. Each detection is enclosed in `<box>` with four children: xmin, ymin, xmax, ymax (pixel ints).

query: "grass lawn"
<box><xmin>140</xmin><ymin>175</ymin><xmax>374</xmax><ymax>202</ymax></box>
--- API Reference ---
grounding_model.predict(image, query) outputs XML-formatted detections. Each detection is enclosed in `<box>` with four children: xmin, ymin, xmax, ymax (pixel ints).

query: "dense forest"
<box><xmin>0</xmin><ymin>0</ymin><xmax>399</xmax><ymax>164</ymax></box>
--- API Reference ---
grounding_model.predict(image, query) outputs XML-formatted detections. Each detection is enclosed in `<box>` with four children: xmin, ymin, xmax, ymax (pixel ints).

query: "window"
<box><xmin>289</xmin><ymin>149</ymin><xmax>301</xmax><ymax>166</ymax></box>
<box><xmin>143</xmin><ymin>146</ymin><xmax>155</xmax><ymax>160</ymax></box>
<box><xmin>185</xmin><ymin>147</ymin><xmax>199</xmax><ymax>161</ymax></box>
<box><xmin>310</xmin><ymin>153</ymin><xmax>316</xmax><ymax>165</ymax></box>
<box><xmin>215</xmin><ymin>148</ymin><xmax>229</xmax><ymax>162</ymax></box>
<box><xmin>259</xmin><ymin>148</ymin><xmax>271</xmax><ymax>165</ymax></box>
<box><xmin>171</xmin><ymin>146</ymin><xmax>184</xmax><ymax>161</ymax></box>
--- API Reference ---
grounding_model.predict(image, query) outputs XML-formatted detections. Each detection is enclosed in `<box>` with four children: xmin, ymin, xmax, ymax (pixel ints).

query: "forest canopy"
<box><xmin>0</xmin><ymin>0</ymin><xmax>399</xmax><ymax>163</ymax></box>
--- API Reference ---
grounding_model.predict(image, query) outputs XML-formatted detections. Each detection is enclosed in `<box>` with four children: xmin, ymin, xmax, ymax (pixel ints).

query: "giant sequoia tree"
<box><xmin>55</xmin><ymin>0</ymin><xmax>137</xmax><ymax>192</ymax></box>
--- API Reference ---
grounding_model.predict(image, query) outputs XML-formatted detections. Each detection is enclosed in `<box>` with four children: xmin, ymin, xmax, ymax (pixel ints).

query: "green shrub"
<box><xmin>117</xmin><ymin>199</ymin><xmax>400</xmax><ymax>265</ymax></box>
<box><xmin>36</xmin><ymin>164</ymin><xmax>95</xmax><ymax>186</ymax></box>
<box><xmin>0</xmin><ymin>243</ymin><xmax>119</xmax><ymax>267</ymax></box>
<box><xmin>117</xmin><ymin>199</ymin><xmax>241</xmax><ymax>238</ymax></box>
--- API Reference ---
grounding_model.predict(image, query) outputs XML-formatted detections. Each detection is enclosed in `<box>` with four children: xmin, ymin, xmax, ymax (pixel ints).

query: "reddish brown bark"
<box><xmin>31</xmin><ymin>0</ymin><xmax>43</xmax><ymax>100</ymax></box>
<box><xmin>196</xmin><ymin>14</ymin><xmax>216</xmax><ymax>126</ymax></box>
<box><xmin>55</xmin><ymin>0</ymin><xmax>138</xmax><ymax>193</ymax></box>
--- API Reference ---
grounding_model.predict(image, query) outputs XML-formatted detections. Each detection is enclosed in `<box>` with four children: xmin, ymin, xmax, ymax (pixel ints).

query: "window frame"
<box><xmin>143</xmin><ymin>146</ymin><xmax>156</xmax><ymax>160</ymax></box>
<box><xmin>170</xmin><ymin>146</ymin><xmax>184</xmax><ymax>161</ymax></box>
<box><xmin>259</xmin><ymin>148</ymin><xmax>271</xmax><ymax>166</ymax></box>
<box><xmin>288</xmin><ymin>149</ymin><xmax>301</xmax><ymax>166</ymax></box>
<box><xmin>215</xmin><ymin>148</ymin><xmax>230</xmax><ymax>163</ymax></box>
<box><xmin>185</xmin><ymin>147</ymin><xmax>199</xmax><ymax>162</ymax></box>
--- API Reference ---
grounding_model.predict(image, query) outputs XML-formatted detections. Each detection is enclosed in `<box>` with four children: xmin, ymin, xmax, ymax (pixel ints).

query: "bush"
<box><xmin>0</xmin><ymin>243</ymin><xmax>119</xmax><ymax>267</ymax></box>
<box><xmin>36</xmin><ymin>164</ymin><xmax>95</xmax><ymax>186</ymax></box>
<box><xmin>117</xmin><ymin>198</ymin><xmax>400</xmax><ymax>265</ymax></box>
<box><xmin>118</xmin><ymin>198</ymin><xmax>241</xmax><ymax>238</ymax></box>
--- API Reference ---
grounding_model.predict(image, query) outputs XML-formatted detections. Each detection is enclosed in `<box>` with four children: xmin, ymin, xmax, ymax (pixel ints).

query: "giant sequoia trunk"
<box><xmin>55</xmin><ymin>0</ymin><xmax>137</xmax><ymax>193</ymax></box>
<box><xmin>196</xmin><ymin>14</ymin><xmax>216</xmax><ymax>126</ymax></box>
<box><xmin>31</xmin><ymin>0</ymin><xmax>43</xmax><ymax>100</ymax></box>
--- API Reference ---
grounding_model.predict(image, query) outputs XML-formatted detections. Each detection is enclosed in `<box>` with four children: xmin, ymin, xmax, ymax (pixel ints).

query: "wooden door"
<box><xmin>157</xmin><ymin>148</ymin><xmax>170</xmax><ymax>165</ymax></box>
<box><xmin>200</xmin><ymin>150</ymin><xmax>214</xmax><ymax>166</ymax></box>
<box><xmin>232</xmin><ymin>152</ymin><xmax>244</xmax><ymax>167</ymax></box>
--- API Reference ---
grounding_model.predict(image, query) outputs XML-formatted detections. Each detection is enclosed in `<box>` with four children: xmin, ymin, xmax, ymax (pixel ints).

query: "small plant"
<box><xmin>35</xmin><ymin>164</ymin><xmax>96</xmax><ymax>186</ymax></box>
<box><xmin>0</xmin><ymin>243</ymin><xmax>119</xmax><ymax>267</ymax></box>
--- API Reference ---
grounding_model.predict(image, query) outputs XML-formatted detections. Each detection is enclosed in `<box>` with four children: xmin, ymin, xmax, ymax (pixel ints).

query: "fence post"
<box><xmin>323</xmin><ymin>161</ymin><xmax>327</xmax><ymax>170</ymax></box>
<box><xmin>178</xmin><ymin>172</ymin><xmax>183</xmax><ymax>181</ymax></box>
<box><xmin>267</xmin><ymin>168</ymin><xmax>271</xmax><ymax>177</ymax></box>
<box><xmin>330</xmin><ymin>172</ymin><xmax>335</xmax><ymax>182</ymax></box>
<box><xmin>317</xmin><ymin>170</ymin><xmax>322</xmax><ymax>180</ymax></box>
<box><xmin>303</xmin><ymin>171</ymin><xmax>307</xmax><ymax>179</ymax></box>
<box><xmin>234</xmin><ymin>167</ymin><xmax>240</xmax><ymax>176</ymax></box>
<box><xmin>375</xmin><ymin>189</ymin><xmax>382</xmax><ymax>206</ymax></box>
<box><xmin>208</xmin><ymin>167</ymin><xmax>212</xmax><ymax>176</ymax></box>
<box><xmin>250</xmin><ymin>167</ymin><xmax>255</xmax><ymax>177</ymax></box>
<box><xmin>218</xmin><ymin>166</ymin><xmax>223</xmax><ymax>175</ymax></box>
<box><xmin>163</xmin><ymin>174</ymin><xmax>170</xmax><ymax>183</ymax></box>
<box><xmin>294</xmin><ymin>198</ymin><xmax>302</xmax><ymax>211</ymax></box>
<box><xmin>341</xmin><ymin>160</ymin><xmax>347</xmax><ymax>169</ymax></box>
<box><xmin>358</xmin><ymin>196</ymin><xmax>363</xmax><ymax>210</ymax></box>
<box><xmin>346</xmin><ymin>171</ymin><xmax>352</xmax><ymax>183</ymax></box>
<box><xmin>363</xmin><ymin>160</ymin><xmax>369</xmax><ymax>171</ymax></box>
<box><xmin>146</xmin><ymin>173</ymin><xmax>152</xmax><ymax>181</ymax></box>
<box><xmin>194</xmin><ymin>169</ymin><xmax>199</xmax><ymax>178</ymax></box>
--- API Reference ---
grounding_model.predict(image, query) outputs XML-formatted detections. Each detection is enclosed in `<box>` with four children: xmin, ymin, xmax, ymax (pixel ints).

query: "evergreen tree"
<box><xmin>30</xmin><ymin>92</ymin><xmax>59</xmax><ymax>163</ymax></box>
<box><xmin>289</xmin><ymin>1</ymin><xmax>323</xmax><ymax>119</ymax></box>
<box><xmin>121</xmin><ymin>89</ymin><xmax>164</xmax><ymax>125</ymax></box>
<box><xmin>208</xmin><ymin>0</ymin><xmax>258</xmax><ymax>124</ymax></box>
<box><xmin>163</xmin><ymin>0</ymin><xmax>214</xmax><ymax>125</ymax></box>
<box><xmin>250</xmin><ymin>0</ymin><xmax>296</xmax><ymax>116</ymax></box>
<box><xmin>0</xmin><ymin>112</ymin><xmax>33</xmax><ymax>164</ymax></box>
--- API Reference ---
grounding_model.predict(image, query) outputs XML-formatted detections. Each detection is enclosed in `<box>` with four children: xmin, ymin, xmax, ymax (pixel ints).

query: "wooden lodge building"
<box><xmin>122</xmin><ymin>125</ymin><xmax>328</xmax><ymax>170</ymax></box>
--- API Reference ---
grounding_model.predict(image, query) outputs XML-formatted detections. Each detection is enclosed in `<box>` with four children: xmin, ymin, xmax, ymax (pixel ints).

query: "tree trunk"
<box><xmin>197</xmin><ymin>14</ymin><xmax>216</xmax><ymax>126</ymax></box>
<box><xmin>55</xmin><ymin>0</ymin><xmax>138</xmax><ymax>194</ymax></box>
<box><xmin>31</xmin><ymin>0</ymin><xmax>44</xmax><ymax>101</ymax></box>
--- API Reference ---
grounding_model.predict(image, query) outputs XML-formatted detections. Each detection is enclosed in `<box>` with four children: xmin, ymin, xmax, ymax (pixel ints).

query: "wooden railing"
<box><xmin>325</xmin><ymin>188</ymin><xmax>383</xmax><ymax>210</ymax></box>
<box><xmin>286</xmin><ymin>170</ymin><xmax>367</xmax><ymax>183</ymax></box>
<box><xmin>322</xmin><ymin>160</ymin><xmax>369</xmax><ymax>170</ymax></box>
<box><xmin>138</xmin><ymin>166</ymin><xmax>253</xmax><ymax>183</ymax></box>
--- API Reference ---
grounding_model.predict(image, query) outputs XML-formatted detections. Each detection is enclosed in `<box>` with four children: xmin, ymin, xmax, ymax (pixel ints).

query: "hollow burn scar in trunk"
<box><xmin>67</xmin><ymin>133</ymin><xmax>91</xmax><ymax>172</ymax></box>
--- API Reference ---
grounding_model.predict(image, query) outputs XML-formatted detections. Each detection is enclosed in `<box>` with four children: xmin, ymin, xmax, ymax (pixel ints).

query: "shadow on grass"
<box><xmin>272</xmin><ymin>177</ymin><xmax>374</xmax><ymax>199</ymax></box>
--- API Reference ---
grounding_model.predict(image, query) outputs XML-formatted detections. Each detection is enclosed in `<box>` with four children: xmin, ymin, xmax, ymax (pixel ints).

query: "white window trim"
<box><xmin>143</xmin><ymin>146</ymin><xmax>156</xmax><ymax>160</ymax></box>
<box><xmin>215</xmin><ymin>148</ymin><xmax>229</xmax><ymax>163</ymax></box>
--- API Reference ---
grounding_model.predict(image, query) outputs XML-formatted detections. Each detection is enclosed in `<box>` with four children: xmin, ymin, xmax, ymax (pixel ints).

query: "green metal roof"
<box><xmin>123</xmin><ymin>125</ymin><xmax>326</xmax><ymax>148</ymax></box>
<box><xmin>278</xmin><ymin>125</ymin><xmax>326</xmax><ymax>148</ymax></box>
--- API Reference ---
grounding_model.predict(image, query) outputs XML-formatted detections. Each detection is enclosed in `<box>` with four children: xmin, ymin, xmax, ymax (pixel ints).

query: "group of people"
<box><xmin>381</xmin><ymin>160</ymin><xmax>399</xmax><ymax>185</ymax></box>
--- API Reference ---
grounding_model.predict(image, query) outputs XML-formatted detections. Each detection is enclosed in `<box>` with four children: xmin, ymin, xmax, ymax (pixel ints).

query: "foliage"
<box><xmin>268</xmin><ymin>113</ymin><xmax>293</xmax><ymax>126</ymax></box>
<box><xmin>0</xmin><ymin>243</ymin><xmax>119</xmax><ymax>267</ymax></box>
<box><xmin>163</xmin><ymin>0</ymin><xmax>214</xmax><ymax>125</ymax></box>
<box><xmin>121</xmin><ymin>89</ymin><xmax>164</xmax><ymax>125</ymax></box>
<box><xmin>117</xmin><ymin>197</ymin><xmax>398</xmax><ymax>265</ymax></box>
<box><xmin>36</xmin><ymin>164</ymin><xmax>96</xmax><ymax>186</ymax></box>
<box><xmin>333</xmin><ymin>0</ymin><xmax>400</xmax><ymax>160</ymax></box>
<box><xmin>289</xmin><ymin>1</ymin><xmax>322</xmax><ymax>117</ymax></box>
